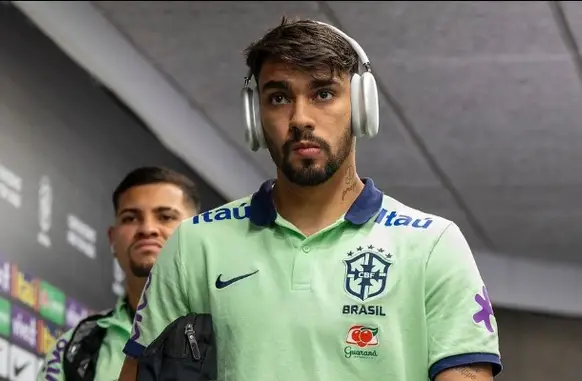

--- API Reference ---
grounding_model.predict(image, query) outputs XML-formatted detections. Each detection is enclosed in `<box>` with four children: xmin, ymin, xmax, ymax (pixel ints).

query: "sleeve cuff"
<box><xmin>123</xmin><ymin>339</ymin><xmax>146</xmax><ymax>359</ymax></box>
<box><xmin>429</xmin><ymin>353</ymin><xmax>503</xmax><ymax>380</ymax></box>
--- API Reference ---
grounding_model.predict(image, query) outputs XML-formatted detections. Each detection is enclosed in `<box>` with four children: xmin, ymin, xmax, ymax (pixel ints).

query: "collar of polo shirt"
<box><xmin>248</xmin><ymin>178</ymin><xmax>384</xmax><ymax>227</ymax></box>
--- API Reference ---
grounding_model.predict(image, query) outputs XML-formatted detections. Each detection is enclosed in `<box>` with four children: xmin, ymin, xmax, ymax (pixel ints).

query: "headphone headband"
<box><xmin>315</xmin><ymin>21</ymin><xmax>371</xmax><ymax>72</ymax></box>
<box><xmin>243</xmin><ymin>21</ymin><xmax>372</xmax><ymax>87</ymax></box>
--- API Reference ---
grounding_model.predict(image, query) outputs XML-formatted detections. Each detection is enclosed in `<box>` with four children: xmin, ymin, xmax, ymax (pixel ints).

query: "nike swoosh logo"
<box><xmin>14</xmin><ymin>362</ymin><xmax>28</xmax><ymax>377</ymax></box>
<box><xmin>215</xmin><ymin>270</ymin><xmax>259</xmax><ymax>289</ymax></box>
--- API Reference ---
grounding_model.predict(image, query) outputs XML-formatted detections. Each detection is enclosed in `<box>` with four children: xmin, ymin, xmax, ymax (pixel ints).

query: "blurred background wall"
<box><xmin>0</xmin><ymin>5</ymin><xmax>226</xmax><ymax>378</ymax></box>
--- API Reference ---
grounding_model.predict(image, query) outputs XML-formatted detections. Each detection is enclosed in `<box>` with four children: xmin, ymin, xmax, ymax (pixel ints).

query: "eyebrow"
<box><xmin>261</xmin><ymin>80</ymin><xmax>290</xmax><ymax>93</ymax></box>
<box><xmin>117</xmin><ymin>206</ymin><xmax>179</xmax><ymax>216</ymax></box>
<box><xmin>261</xmin><ymin>78</ymin><xmax>341</xmax><ymax>93</ymax></box>
<box><xmin>309</xmin><ymin>78</ymin><xmax>341</xmax><ymax>89</ymax></box>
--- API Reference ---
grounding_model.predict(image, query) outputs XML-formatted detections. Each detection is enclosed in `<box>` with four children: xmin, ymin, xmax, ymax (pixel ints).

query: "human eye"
<box><xmin>315</xmin><ymin>89</ymin><xmax>334</xmax><ymax>101</ymax></box>
<box><xmin>268</xmin><ymin>93</ymin><xmax>291</xmax><ymax>105</ymax></box>
<box><xmin>159</xmin><ymin>214</ymin><xmax>177</xmax><ymax>222</ymax></box>
<box><xmin>121</xmin><ymin>215</ymin><xmax>136</xmax><ymax>224</ymax></box>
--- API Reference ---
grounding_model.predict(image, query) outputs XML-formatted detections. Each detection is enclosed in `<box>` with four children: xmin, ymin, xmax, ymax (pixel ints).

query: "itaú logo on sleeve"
<box><xmin>374</xmin><ymin>209</ymin><xmax>433</xmax><ymax>229</ymax></box>
<box><xmin>192</xmin><ymin>203</ymin><xmax>251</xmax><ymax>224</ymax></box>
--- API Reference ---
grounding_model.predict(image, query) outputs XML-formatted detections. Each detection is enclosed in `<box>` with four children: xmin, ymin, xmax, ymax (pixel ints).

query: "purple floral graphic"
<box><xmin>473</xmin><ymin>286</ymin><xmax>494</xmax><ymax>333</ymax></box>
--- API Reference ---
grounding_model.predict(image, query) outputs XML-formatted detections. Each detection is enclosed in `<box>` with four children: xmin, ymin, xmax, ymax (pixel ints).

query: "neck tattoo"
<box><xmin>341</xmin><ymin>166</ymin><xmax>357</xmax><ymax>201</ymax></box>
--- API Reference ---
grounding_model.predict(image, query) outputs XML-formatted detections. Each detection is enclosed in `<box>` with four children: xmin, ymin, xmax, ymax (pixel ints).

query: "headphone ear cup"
<box><xmin>252</xmin><ymin>90</ymin><xmax>267</xmax><ymax>149</ymax></box>
<box><xmin>350</xmin><ymin>73</ymin><xmax>364</xmax><ymax>138</ymax></box>
<box><xmin>242</xmin><ymin>87</ymin><xmax>258</xmax><ymax>151</ymax></box>
<box><xmin>242</xmin><ymin>87</ymin><xmax>266</xmax><ymax>151</ymax></box>
<box><xmin>361</xmin><ymin>72</ymin><xmax>380</xmax><ymax>138</ymax></box>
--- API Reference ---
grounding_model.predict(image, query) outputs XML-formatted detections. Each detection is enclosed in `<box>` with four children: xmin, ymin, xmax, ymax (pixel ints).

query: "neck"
<box><xmin>124</xmin><ymin>276</ymin><xmax>146</xmax><ymax>312</ymax></box>
<box><xmin>273</xmin><ymin>158</ymin><xmax>364</xmax><ymax>236</ymax></box>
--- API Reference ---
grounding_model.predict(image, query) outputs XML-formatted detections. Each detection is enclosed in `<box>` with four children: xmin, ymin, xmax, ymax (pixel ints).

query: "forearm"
<box><xmin>118</xmin><ymin>357</ymin><xmax>139</xmax><ymax>381</ymax></box>
<box><xmin>435</xmin><ymin>364</ymin><xmax>493</xmax><ymax>381</ymax></box>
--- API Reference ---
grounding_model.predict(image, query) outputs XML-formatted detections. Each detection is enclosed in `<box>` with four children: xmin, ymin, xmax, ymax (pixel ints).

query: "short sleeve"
<box><xmin>123</xmin><ymin>222</ymin><xmax>199</xmax><ymax>359</ymax></box>
<box><xmin>37</xmin><ymin>329</ymin><xmax>73</xmax><ymax>381</ymax></box>
<box><xmin>425</xmin><ymin>223</ymin><xmax>502</xmax><ymax>380</ymax></box>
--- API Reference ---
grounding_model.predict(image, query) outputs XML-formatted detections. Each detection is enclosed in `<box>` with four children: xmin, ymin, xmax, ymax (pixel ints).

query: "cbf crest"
<box><xmin>343</xmin><ymin>245</ymin><xmax>392</xmax><ymax>302</ymax></box>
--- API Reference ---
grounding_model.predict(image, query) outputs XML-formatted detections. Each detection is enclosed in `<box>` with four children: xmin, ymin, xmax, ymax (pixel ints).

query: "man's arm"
<box><xmin>36</xmin><ymin>330</ymin><xmax>74</xmax><ymax>381</ymax></box>
<box><xmin>425</xmin><ymin>222</ymin><xmax>502</xmax><ymax>381</ymax></box>
<box><xmin>436</xmin><ymin>364</ymin><xmax>493</xmax><ymax>381</ymax></box>
<box><xmin>118</xmin><ymin>357</ymin><xmax>139</xmax><ymax>381</ymax></box>
<box><xmin>119</xmin><ymin>222</ymin><xmax>209</xmax><ymax>381</ymax></box>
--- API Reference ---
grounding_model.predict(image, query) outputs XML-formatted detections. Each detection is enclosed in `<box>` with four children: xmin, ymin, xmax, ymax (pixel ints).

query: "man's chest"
<box><xmin>96</xmin><ymin>326</ymin><xmax>130</xmax><ymax>380</ymax></box>
<box><xmin>206</xmin><ymin>232</ymin><xmax>426</xmax><ymax>341</ymax></box>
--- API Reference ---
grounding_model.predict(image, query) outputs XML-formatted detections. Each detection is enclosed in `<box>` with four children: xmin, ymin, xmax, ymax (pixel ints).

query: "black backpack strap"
<box><xmin>62</xmin><ymin>309</ymin><xmax>114</xmax><ymax>381</ymax></box>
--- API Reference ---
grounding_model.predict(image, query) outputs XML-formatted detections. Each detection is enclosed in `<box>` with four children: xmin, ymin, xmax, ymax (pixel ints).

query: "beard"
<box><xmin>129</xmin><ymin>260</ymin><xmax>152</xmax><ymax>278</ymax></box>
<box><xmin>127</xmin><ymin>251</ymin><xmax>155</xmax><ymax>278</ymax></box>
<box><xmin>265</xmin><ymin>125</ymin><xmax>353</xmax><ymax>186</ymax></box>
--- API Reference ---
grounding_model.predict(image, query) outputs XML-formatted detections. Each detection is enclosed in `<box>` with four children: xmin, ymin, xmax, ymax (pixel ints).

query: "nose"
<box><xmin>289</xmin><ymin>97</ymin><xmax>315</xmax><ymax>132</ymax></box>
<box><xmin>136</xmin><ymin>217</ymin><xmax>160</xmax><ymax>238</ymax></box>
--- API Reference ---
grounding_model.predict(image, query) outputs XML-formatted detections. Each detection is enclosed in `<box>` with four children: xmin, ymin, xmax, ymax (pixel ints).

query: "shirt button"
<box><xmin>302</xmin><ymin>246</ymin><xmax>311</xmax><ymax>253</ymax></box>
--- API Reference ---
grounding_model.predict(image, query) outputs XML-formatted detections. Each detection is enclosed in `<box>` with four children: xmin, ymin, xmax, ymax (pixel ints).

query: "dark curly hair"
<box><xmin>244</xmin><ymin>17</ymin><xmax>359</xmax><ymax>83</ymax></box>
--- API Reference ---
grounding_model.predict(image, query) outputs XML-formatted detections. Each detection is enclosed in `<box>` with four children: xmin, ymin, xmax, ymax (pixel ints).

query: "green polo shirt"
<box><xmin>38</xmin><ymin>297</ymin><xmax>132</xmax><ymax>381</ymax></box>
<box><xmin>123</xmin><ymin>178</ymin><xmax>502</xmax><ymax>381</ymax></box>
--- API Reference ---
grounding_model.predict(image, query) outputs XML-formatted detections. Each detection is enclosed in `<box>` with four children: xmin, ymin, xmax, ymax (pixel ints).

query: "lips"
<box><xmin>291</xmin><ymin>141</ymin><xmax>322</xmax><ymax>158</ymax></box>
<box><xmin>132</xmin><ymin>240</ymin><xmax>162</xmax><ymax>251</ymax></box>
<box><xmin>292</xmin><ymin>141</ymin><xmax>320</xmax><ymax>151</ymax></box>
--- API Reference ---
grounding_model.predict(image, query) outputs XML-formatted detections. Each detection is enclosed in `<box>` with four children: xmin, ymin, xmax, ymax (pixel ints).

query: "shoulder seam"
<box><xmin>176</xmin><ymin>222</ymin><xmax>190</xmax><ymax>310</ymax></box>
<box><xmin>424</xmin><ymin>221</ymin><xmax>456</xmax><ymax>268</ymax></box>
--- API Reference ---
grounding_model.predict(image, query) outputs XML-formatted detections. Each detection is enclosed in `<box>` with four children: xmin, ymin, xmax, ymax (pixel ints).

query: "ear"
<box><xmin>107</xmin><ymin>226</ymin><xmax>116</xmax><ymax>258</ymax></box>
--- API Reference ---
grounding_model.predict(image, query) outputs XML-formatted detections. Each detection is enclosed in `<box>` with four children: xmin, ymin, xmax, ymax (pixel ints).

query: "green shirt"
<box><xmin>38</xmin><ymin>297</ymin><xmax>132</xmax><ymax>381</ymax></box>
<box><xmin>123</xmin><ymin>178</ymin><xmax>502</xmax><ymax>381</ymax></box>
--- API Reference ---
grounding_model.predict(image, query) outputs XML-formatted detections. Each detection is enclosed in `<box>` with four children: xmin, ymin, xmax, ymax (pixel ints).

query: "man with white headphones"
<box><xmin>118</xmin><ymin>18</ymin><xmax>502</xmax><ymax>381</ymax></box>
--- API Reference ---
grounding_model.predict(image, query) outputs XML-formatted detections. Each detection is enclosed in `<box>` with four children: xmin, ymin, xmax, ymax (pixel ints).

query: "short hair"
<box><xmin>112</xmin><ymin>166</ymin><xmax>200</xmax><ymax>213</ymax></box>
<box><xmin>244</xmin><ymin>17</ymin><xmax>359</xmax><ymax>84</ymax></box>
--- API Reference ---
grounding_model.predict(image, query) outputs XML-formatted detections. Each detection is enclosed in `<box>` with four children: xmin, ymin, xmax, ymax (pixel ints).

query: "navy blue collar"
<box><xmin>249</xmin><ymin>178</ymin><xmax>384</xmax><ymax>227</ymax></box>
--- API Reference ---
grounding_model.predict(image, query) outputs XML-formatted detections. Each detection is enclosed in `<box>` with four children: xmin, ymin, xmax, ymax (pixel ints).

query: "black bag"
<box><xmin>63</xmin><ymin>309</ymin><xmax>114</xmax><ymax>381</ymax></box>
<box><xmin>137</xmin><ymin>313</ymin><xmax>217</xmax><ymax>381</ymax></box>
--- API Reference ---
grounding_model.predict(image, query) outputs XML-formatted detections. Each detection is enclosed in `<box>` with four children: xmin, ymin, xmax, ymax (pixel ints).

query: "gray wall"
<box><xmin>0</xmin><ymin>2</ymin><xmax>226</xmax><ymax>310</ymax></box>
<box><xmin>496</xmin><ymin>308</ymin><xmax>582</xmax><ymax>381</ymax></box>
<box><xmin>0</xmin><ymin>4</ymin><xmax>226</xmax><ymax>373</ymax></box>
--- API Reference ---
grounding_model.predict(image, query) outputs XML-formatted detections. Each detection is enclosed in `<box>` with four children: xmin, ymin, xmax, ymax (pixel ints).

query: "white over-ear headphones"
<box><xmin>241</xmin><ymin>21</ymin><xmax>380</xmax><ymax>152</ymax></box>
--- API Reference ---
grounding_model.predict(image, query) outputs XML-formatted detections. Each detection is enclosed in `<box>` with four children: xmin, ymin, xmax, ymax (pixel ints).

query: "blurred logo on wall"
<box><xmin>10</xmin><ymin>307</ymin><xmax>36</xmax><ymax>352</ymax></box>
<box><xmin>65</xmin><ymin>298</ymin><xmax>88</xmax><ymax>330</ymax></box>
<box><xmin>38</xmin><ymin>281</ymin><xmax>65</xmax><ymax>326</ymax></box>
<box><xmin>0</xmin><ymin>337</ymin><xmax>8</xmax><ymax>381</ymax></box>
<box><xmin>36</xmin><ymin>320</ymin><xmax>61</xmax><ymax>356</ymax></box>
<box><xmin>37</xmin><ymin>176</ymin><xmax>52</xmax><ymax>249</ymax></box>
<box><xmin>10</xmin><ymin>267</ymin><xmax>38</xmax><ymax>311</ymax></box>
<box><xmin>0</xmin><ymin>261</ymin><xmax>10</xmax><ymax>296</ymax></box>
<box><xmin>9</xmin><ymin>344</ymin><xmax>36</xmax><ymax>381</ymax></box>
<box><xmin>66</xmin><ymin>214</ymin><xmax>97</xmax><ymax>260</ymax></box>
<box><xmin>0</xmin><ymin>298</ymin><xmax>10</xmax><ymax>338</ymax></box>
<box><xmin>0</xmin><ymin>163</ymin><xmax>22</xmax><ymax>209</ymax></box>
